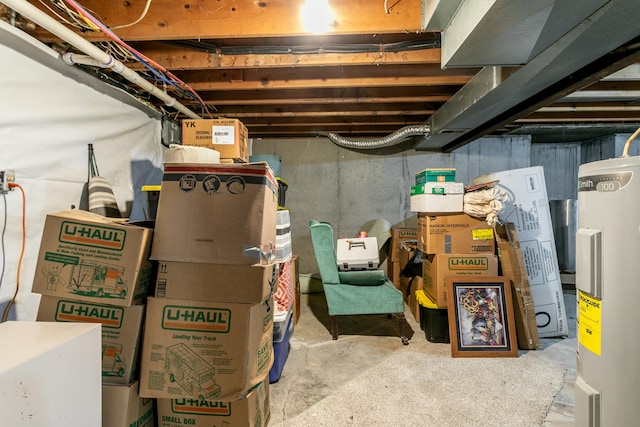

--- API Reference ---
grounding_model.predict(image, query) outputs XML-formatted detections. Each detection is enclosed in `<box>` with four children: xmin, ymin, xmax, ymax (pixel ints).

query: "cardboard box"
<box><xmin>423</xmin><ymin>253</ymin><xmax>499</xmax><ymax>308</ymax></box>
<box><xmin>156</xmin><ymin>380</ymin><xmax>270</xmax><ymax>427</ymax></box>
<box><xmin>37</xmin><ymin>296</ymin><xmax>145</xmax><ymax>385</ymax></box>
<box><xmin>139</xmin><ymin>297</ymin><xmax>274</xmax><ymax>401</ymax></box>
<box><xmin>31</xmin><ymin>210</ymin><xmax>154</xmax><ymax>307</ymax></box>
<box><xmin>495</xmin><ymin>222</ymin><xmax>541</xmax><ymax>350</ymax></box>
<box><xmin>151</xmin><ymin>163</ymin><xmax>278</xmax><ymax>265</ymax></box>
<box><xmin>182</xmin><ymin>118</ymin><xmax>249</xmax><ymax>162</ymax></box>
<box><xmin>417</xmin><ymin>213</ymin><xmax>495</xmax><ymax>255</ymax></box>
<box><xmin>410</xmin><ymin>193</ymin><xmax>463</xmax><ymax>214</ymax></box>
<box><xmin>390</xmin><ymin>228</ymin><xmax>418</xmax><ymax>262</ymax></box>
<box><xmin>473</xmin><ymin>166</ymin><xmax>568</xmax><ymax>337</ymax></box>
<box><xmin>102</xmin><ymin>380</ymin><xmax>155</xmax><ymax>427</ymax></box>
<box><xmin>397</xmin><ymin>276</ymin><xmax>422</xmax><ymax>323</ymax></box>
<box><xmin>389</xmin><ymin>260</ymin><xmax>401</xmax><ymax>289</ymax></box>
<box><xmin>155</xmin><ymin>261</ymin><xmax>276</xmax><ymax>304</ymax></box>
<box><xmin>415</xmin><ymin>168</ymin><xmax>456</xmax><ymax>184</ymax></box>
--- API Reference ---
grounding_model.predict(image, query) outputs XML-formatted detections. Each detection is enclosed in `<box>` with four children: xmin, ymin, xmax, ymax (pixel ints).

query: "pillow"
<box><xmin>338</xmin><ymin>270</ymin><xmax>387</xmax><ymax>286</ymax></box>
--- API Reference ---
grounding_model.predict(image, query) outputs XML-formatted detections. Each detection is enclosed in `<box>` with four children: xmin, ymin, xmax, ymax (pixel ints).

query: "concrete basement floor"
<box><xmin>268</xmin><ymin>289</ymin><xmax>577</xmax><ymax>426</ymax></box>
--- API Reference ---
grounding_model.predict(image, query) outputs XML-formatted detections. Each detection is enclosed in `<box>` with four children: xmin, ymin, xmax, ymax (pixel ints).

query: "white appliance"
<box><xmin>576</xmin><ymin>155</ymin><xmax>640</xmax><ymax>426</ymax></box>
<box><xmin>0</xmin><ymin>321</ymin><xmax>102</xmax><ymax>426</ymax></box>
<box><xmin>336</xmin><ymin>237</ymin><xmax>379</xmax><ymax>271</ymax></box>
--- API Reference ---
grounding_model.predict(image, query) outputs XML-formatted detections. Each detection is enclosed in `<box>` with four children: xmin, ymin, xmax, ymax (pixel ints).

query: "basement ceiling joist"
<box><xmin>5</xmin><ymin>0</ymin><xmax>639</xmax><ymax>148</ymax></box>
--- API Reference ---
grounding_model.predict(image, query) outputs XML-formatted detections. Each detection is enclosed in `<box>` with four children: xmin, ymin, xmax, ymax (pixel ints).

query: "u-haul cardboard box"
<box><xmin>102</xmin><ymin>380</ymin><xmax>155</xmax><ymax>427</ymax></box>
<box><xmin>423</xmin><ymin>253</ymin><xmax>499</xmax><ymax>308</ymax></box>
<box><xmin>151</xmin><ymin>163</ymin><xmax>278</xmax><ymax>265</ymax></box>
<box><xmin>417</xmin><ymin>213</ymin><xmax>495</xmax><ymax>255</ymax></box>
<box><xmin>473</xmin><ymin>166</ymin><xmax>568</xmax><ymax>337</ymax></box>
<box><xmin>37</xmin><ymin>296</ymin><xmax>145</xmax><ymax>385</ymax></box>
<box><xmin>182</xmin><ymin>118</ymin><xmax>249</xmax><ymax>163</ymax></box>
<box><xmin>32</xmin><ymin>210</ymin><xmax>153</xmax><ymax>307</ymax></box>
<box><xmin>139</xmin><ymin>297</ymin><xmax>274</xmax><ymax>401</ymax></box>
<box><xmin>155</xmin><ymin>261</ymin><xmax>277</xmax><ymax>304</ymax></box>
<box><xmin>390</xmin><ymin>227</ymin><xmax>418</xmax><ymax>263</ymax></box>
<box><xmin>156</xmin><ymin>380</ymin><xmax>270</xmax><ymax>427</ymax></box>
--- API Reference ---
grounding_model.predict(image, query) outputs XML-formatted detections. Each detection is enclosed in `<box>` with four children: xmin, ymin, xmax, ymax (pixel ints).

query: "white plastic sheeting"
<box><xmin>0</xmin><ymin>21</ymin><xmax>163</xmax><ymax>321</ymax></box>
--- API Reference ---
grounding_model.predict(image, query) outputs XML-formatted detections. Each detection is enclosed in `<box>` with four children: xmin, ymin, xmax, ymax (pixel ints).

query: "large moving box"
<box><xmin>139</xmin><ymin>297</ymin><xmax>274</xmax><ymax>401</ymax></box>
<box><xmin>417</xmin><ymin>213</ymin><xmax>495</xmax><ymax>255</ymax></box>
<box><xmin>151</xmin><ymin>163</ymin><xmax>278</xmax><ymax>265</ymax></box>
<box><xmin>473</xmin><ymin>166</ymin><xmax>568</xmax><ymax>337</ymax></box>
<box><xmin>155</xmin><ymin>261</ymin><xmax>276</xmax><ymax>304</ymax></box>
<box><xmin>37</xmin><ymin>296</ymin><xmax>145</xmax><ymax>385</ymax></box>
<box><xmin>102</xmin><ymin>380</ymin><xmax>155</xmax><ymax>427</ymax></box>
<box><xmin>156</xmin><ymin>380</ymin><xmax>270</xmax><ymax>427</ymax></box>
<box><xmin>423</xmin><ymin>253</ymin><xmax>499</xmax><ymax>308</ymax></box>
<box><xmin>181</xmin><ymin>118</ymin><xmax>249</xmax><ymax>163</ymax></box>
<box><xmin>32</xmin><ymin>210</ymin><xmax>153</xmax><ymax>307</ymax></box>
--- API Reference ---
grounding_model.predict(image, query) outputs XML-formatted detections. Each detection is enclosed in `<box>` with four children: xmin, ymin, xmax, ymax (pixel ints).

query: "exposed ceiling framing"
<box><xmin>4</xmin><ymin>0</ymin><xmax>640</xmax><ymax>151</ymax></box>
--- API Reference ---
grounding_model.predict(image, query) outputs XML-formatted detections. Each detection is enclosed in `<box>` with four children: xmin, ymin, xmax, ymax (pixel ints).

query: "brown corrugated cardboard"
<box><xmin>156</xmin><ymin>379</ymin><xmax>270</xmax><ymax>427</ymax></box>
<box><xmin>37</xmin><ymin>296</ymin><xmax>145</xmax><ymax>385</ymax></box>
<box><xmin>102</xmin><ymin>381</ymin><xmax>155</xmax><ymax>427</ymax></box>
<box><xmin>417</xmin><ymin>213</ymin><xmax>495</xmax><ymax>255</ymax></box>
<box><xmin>139</xmin><ymin>297</ymin><xmax>274</xmax><ymax>401</ymax></box>
<box><xmin>494</xmin><ymin>222</ymin><xmax>541</xmax><ymax>350</ymax></box>
<box><xmin>390</xmin><ymin>227</ymin><xmax>418</xmax><ymax>262</ymax></box>
<box><xmin>181</xmin><ymin>118</ymin><xmax>249</xmax><ymax>162</ymax></box>
<box><xmin>423</xmin><ymin>253</ymin><xmax>499</xmax><ymax>308</ymax></box>
<box><xmin>31</xmin><ymin>210</ymin><xmax>153</xmax><ymax>307</ymax></box>
<box><xmin>151</xmin><ymin>163</ymin><xmax>278</xmax><ymax>265</ymax></box>
<box><xmin>155</xmin><ymin>261</ymin><xmax>276</xmax><ymax>304</ymax></box>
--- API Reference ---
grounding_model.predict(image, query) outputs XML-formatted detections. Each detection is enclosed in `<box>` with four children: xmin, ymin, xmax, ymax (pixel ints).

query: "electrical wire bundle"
<box><xmin>40</xmin><ymin>0</ymin><xmax>211</xmax><ymax>117</ymax></box>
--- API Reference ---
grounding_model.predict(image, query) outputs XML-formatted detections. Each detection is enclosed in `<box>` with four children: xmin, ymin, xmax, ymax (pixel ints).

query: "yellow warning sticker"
<box><xmin>578</xmin><ymin>291</ymin><xmax>602</xmax><ymax>356</ymax></box>
<box><xmin>472</xmin><ymin>228</ymin><xmax>494</xmax><ymax>240</ymax></box>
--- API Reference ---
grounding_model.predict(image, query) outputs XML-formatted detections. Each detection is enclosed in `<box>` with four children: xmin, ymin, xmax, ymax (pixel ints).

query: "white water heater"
<box><xmin>575</xmin><ymin>155</ymin><xmax>640</xmax><ymax>426</ymax></box>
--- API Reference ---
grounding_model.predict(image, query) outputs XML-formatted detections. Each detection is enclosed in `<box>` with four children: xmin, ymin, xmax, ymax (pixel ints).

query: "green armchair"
<box><xmin>309</xmin><ymin>220</ymin><xmax>409</xmax><ymax>344</ymax></box>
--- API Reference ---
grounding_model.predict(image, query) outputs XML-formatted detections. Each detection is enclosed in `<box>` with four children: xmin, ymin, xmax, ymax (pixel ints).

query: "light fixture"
<box><xmin>300</xmin><ymin>0</ymin><xmax>335</xmax><ymax>33</ymax></box>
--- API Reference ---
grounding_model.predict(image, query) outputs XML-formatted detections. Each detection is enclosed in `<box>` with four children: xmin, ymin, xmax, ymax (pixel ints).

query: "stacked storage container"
<box><xmin>139</xmin><ymin>122</ymin><xmax>274</xmax><ymax>426</ymax></box>
<box><xmin>270</xmin><ymin>203</ymin><xmax>295</xmax><ymax>383</ymax></box>
<box><xmin>30</xmin><ymin>209</ymin><xmax>156</xmax><ymax>426</ymax></box>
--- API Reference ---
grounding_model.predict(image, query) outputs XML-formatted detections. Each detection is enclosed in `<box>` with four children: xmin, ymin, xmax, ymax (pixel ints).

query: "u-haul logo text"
<box><xmin>162</xmin><ymin>306</ymin><xmax>231</xmax><ymax>333</ymax></box>
<box><xmin>171</xmin><ymin>399</ymin><xmax>231</xmax><ymax>416</ymax></box>
<box><xmin>448</xmin><ymin>257</ymin><xmax>489</xmax><ymax>270</ymax></box>
<box><xmin>55</xmin><ymin>300</ymin><xmax>123</xmax><ymax>328</ymax></box>
<box><xmin>59</xmin><ymin>221</ymin><xmax>126</xmax><ymax>251</ymax></box>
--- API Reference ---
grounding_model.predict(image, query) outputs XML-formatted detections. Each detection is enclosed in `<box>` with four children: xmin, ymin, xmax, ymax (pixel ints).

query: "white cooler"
<box><xmin>336</xmin><ymin>237</ymin><xmax>379</xmax><ymax>271</ymax></box>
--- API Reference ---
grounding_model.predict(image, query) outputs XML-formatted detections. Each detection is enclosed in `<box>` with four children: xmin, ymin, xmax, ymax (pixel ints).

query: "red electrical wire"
<box><xmin>2</xmin><ymin>183</ymin><xmax>26</xmax><ymax>323</ymax></box>
<box><xmin>62</xmin><ymin>0</ymin><xmax>212</xmax><ymax>118</ymax></box>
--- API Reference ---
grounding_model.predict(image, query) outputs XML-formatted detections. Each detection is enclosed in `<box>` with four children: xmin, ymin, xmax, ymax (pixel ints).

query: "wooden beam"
<box><xmin>29</xmin><ymin>0</ymin><xmax>423</xmax><ymax>41</ymax></box>
<box><xmin>126</xmin><ymin>45</ymin><xmax>443</xmax><ymax>70</ymax></box>
<box><xmin>183</xmin><ymin>75</ymin><xmax>470</xmax><ymax>90</ymax></box>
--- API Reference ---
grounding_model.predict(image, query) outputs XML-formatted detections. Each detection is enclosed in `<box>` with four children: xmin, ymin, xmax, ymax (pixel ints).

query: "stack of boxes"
<box><xmin>405</xmin><ymin>168</ymin><xmax>498</xmax><ymax>342</ymax></box>
<box><xmin>138</xmin><ymin>126</ymin><xmax>276</xmax><ymax>425</ymax></box>
<box><xmin>31</xmin><ymin>209</ymin><xmax>155</xmax><ymax>427</ymax></box>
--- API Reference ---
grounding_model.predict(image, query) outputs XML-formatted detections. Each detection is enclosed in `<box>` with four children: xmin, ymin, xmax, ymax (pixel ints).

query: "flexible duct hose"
<box><xmin>327</xmin><ymin>125</ymin><xmax>430</xmax><ymax>149</ymax></box>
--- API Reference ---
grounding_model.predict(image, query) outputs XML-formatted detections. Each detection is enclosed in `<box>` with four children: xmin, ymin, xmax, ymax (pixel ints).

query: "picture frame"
<box><xmin>446</xmin><ymin>276</ymin><xmax>518</xmax><ymax>358</ymax></box>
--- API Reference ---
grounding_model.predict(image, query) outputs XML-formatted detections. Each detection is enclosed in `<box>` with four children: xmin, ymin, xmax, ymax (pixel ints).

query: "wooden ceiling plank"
<box><xmin>220</xmin><ymin>110</ymin><xmax>434</xmax><ymax>118</ymax></box>
<box><xmin>127</xmin><ymin>46</ymin><xmax>443</xmax><ymax>70</ymax></box>
<box><xmin>29</xmin><ymin>0</ymin><xmax>423</xmax><ymax>41</ymax></box>
<box><xmin>185</xmin><ymin>75</ymin><xmax>471</xmax><ymax>90</ymax></box>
